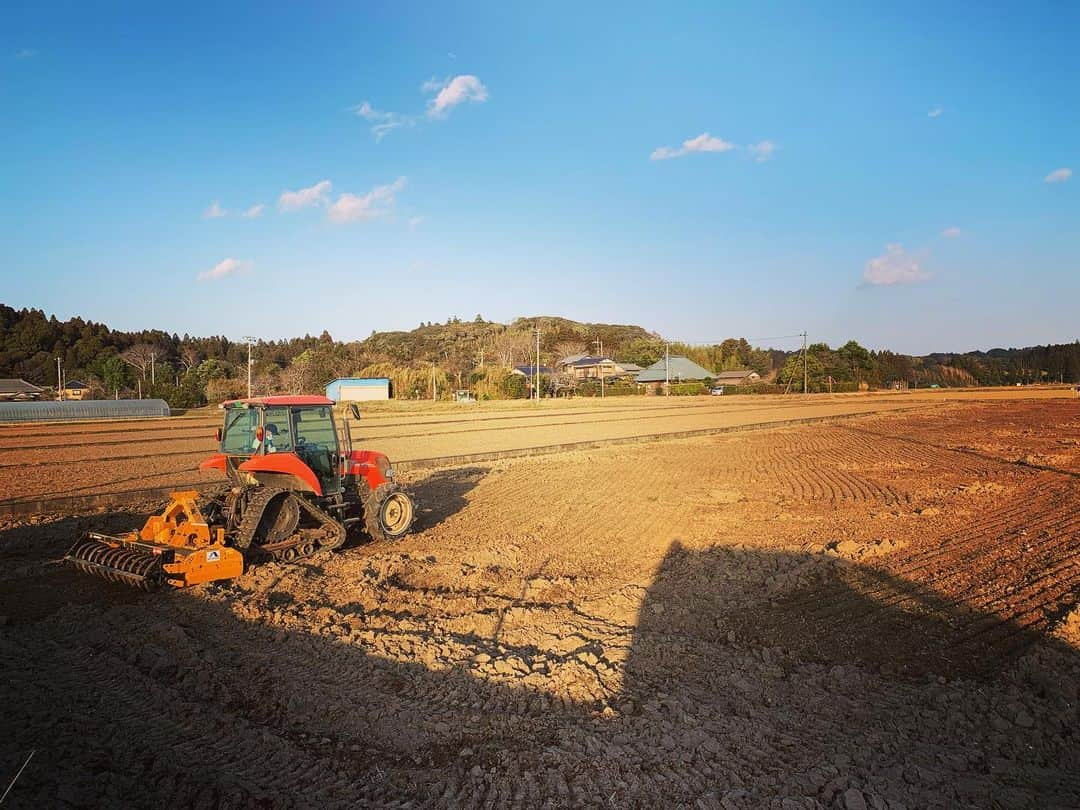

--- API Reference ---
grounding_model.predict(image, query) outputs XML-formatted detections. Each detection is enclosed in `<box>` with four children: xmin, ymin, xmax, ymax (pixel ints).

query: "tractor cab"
<box><xmin>213</xmin><ymin>396</ymin><xmax>344</xmax><ymax>496</ymax></box>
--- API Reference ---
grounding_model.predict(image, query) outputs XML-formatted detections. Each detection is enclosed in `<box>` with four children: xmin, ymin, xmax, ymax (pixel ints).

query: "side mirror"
<box><xmin>255</xmin><ymin>426</ymin><xmax>265</xmax><ymax>442</ymax></box>
<box><xmin>349</xmin><ymin>404</ymin><xmax>361</xmax><ymax>420</ymax></box>
<box><xmin>214</xmin><ymin>427</ymin><xmax>222</xmax><ymax>442</ymax></box>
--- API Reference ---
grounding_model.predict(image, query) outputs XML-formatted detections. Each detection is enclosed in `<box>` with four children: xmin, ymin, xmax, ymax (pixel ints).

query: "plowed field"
<box><xmin>1</xmin><ymin>393</ymin><xmax>1078</xmax><ymax>808</ymax></box>
<box><xmin>0</xmin><ymin>388</ymin><xmax>1069</xmax><ymax>510</ymax></box>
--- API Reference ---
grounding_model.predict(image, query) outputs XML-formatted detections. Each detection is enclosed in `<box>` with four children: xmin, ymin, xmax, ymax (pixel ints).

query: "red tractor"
<box><xmin>65</xmin><ymin>396</ymin><xmax>415</xmax><ymax>589</ymax></box>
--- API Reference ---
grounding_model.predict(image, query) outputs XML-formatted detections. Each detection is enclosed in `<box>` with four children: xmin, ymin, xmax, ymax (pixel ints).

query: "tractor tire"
<box><xmin>362</xmin><ymin>483</ymin><xmax>415</xmax><ymax>542</ymax></box>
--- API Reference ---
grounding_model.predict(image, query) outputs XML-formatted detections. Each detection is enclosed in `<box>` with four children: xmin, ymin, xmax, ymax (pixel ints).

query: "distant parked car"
<box><xmin>710</xmin><ymin>386</ymin><xmax>724</xmax><ymax>396</ymax></box>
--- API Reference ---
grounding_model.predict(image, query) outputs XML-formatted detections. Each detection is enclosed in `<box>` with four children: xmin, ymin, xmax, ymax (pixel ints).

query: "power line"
<box><xmin>680</xmin><ymin>334</ymin><xmax>805</xmax><ymax>346</ymax></box>
<box><xmin>747</xmin><ymin>334</ymin><xmax>805</xmax><ymax>343</ymax></box>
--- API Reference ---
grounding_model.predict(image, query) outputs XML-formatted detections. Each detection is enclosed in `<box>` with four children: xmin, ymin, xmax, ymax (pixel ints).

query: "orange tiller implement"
<box><xmin>65</xmin><ymin>491</ymin><xmax>243</xmax><ymax>589</ymax></box>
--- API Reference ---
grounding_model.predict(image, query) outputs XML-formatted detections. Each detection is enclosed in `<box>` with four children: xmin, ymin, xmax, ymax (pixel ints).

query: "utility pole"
<box><xmin>243</xmin><ymin>336</ymin><xmax>257</xmax><ymax>398</ymax></box>
<box><xmin>56</xmin><ymin>357</ymin><xmax>63</xmax><ymax>401</ymax></box>
<box><xmin>535</xmin><ymin>321</ymin><xmax>544</xmax><ymax>401</ymax></box>
<box><xmin>664</xmin><ymin>343</ymin><xmax>670</xmax><ymax>396</ymax></box>
<box><xmin>802</xmin><ymin>331</ymin><xmax>808</xmax><ymax>396</ymax></box>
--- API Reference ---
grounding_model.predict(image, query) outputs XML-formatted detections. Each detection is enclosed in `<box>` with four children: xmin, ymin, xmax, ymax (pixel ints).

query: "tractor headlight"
<box><xmin>384</xmin><ymin>466</ymin><xmax>395</xmax><ymax>479</ymax></box>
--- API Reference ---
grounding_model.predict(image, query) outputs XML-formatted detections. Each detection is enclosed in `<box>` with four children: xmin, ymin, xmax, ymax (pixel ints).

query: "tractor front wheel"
<box><xmin>379</xmin><ymin>491</ymin><xmax>414</xmax><ymax>539</ymax></box>
<box><xmin>363</xmin><ymin>484</ymin><xmax>415</xmax><ymax>542</ymax></box>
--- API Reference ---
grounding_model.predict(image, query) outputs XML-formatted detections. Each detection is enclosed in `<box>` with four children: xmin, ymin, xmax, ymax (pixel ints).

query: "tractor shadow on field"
<box><xmin>2</xmin><ymin>531</ymin><xmax>1080</xmax><ymax>807</ymax></box>
<box><xmin>630</xmin><ymin>540</ymin><xmax>1080</xmax><ymax>681</ymax></box>
<box><xmin>406</xmin><ymin>465</ymin><xmax>489</xmax><ymax>530</ymax></box>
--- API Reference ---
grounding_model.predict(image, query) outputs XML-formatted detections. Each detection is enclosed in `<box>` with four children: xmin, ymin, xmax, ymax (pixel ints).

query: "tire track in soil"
<box><xmin>777</xmin><ymin>475</ymin><xmax>1080</xmax><ymax>673</ymax></box>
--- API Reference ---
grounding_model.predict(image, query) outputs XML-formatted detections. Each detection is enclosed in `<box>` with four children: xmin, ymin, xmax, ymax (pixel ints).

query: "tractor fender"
<box><xmin>238</xmin><ymin>452</ymin><xmax>323</xmax><ymax>496</ymax></box>
<box><xmin>199</xmin><ymin>453</ymin><xmax>228</xmax><ymax>473</ymax></box>
<box><xmin>344</xmin><ymin>450</ymin><xmax>392</xmax><ymax>493</ymax></box>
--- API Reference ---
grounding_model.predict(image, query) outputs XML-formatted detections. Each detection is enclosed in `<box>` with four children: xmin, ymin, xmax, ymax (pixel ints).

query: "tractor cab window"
<box><xmin>261</xmin><ymin>407</ymin><xmax>293</xmax><ymax>454</ymax></box>
<box><xmin>292</xmin><ymin>406</ymin><xmax>340</xmax><ymax>488</ymax></box>
<box><xmin>292</xmin><ymin>406</ymin><xmax>338</xmax><ymax>452</ymax></box>
<box><xmin>221</xmin><ymin>408</ymin><xmax>259</xmax><ymax>455</ymax></box>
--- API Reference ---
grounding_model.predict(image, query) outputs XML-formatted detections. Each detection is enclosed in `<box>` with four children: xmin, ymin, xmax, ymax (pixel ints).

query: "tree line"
<box><xmin>1</xmin><ymin>304</ymin><xmax>1076</xmax><ymax>407</ymax></box>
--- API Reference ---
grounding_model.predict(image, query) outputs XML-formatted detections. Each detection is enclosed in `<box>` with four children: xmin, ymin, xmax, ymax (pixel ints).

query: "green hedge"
<box><xmin>575</xmin><ymin>379</ymin><xmax>645</xmax><ymax>397</ymax></box>
<box><xmin>667</xmin><ymin>382</ymin><xmax>709</xmax><ymax>396</ymax></box>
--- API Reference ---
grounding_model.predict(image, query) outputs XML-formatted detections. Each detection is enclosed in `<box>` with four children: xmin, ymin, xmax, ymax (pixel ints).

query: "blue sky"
<box><xmin>2</xmin><ymin>2</ymin><xmax>1077</xmax><ymax>354</ymax></box>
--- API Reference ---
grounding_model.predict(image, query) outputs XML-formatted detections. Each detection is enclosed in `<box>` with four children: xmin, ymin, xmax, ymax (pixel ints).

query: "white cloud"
<box><xmin>353</xmin><ymin>101</ymin><xmax>412</xmax><ymax>141</ymax></box>
<box><xmin>197</xmin><ymin>258</ymin><xmax>251</xmax><ymax>282</ymax></box>
<box><xmin>746</xmin><ymin>140</ymin><xmax>776</xmax><ymax>162</ymax></box>
<box><xmin>328</xmin><ymin>177</ymin><xmax>407</xmax><ymax>224</ymax></box>
<box><xmin>425</xmin><ymin>75</ymin><xmax>489</xmax><ymax>118</ymax></box>
<box><xmin>941</xmin><ymin>226</ymin><xmax>961</xmax><ymax>238</ymax></box>
<box><xmin>279</xmin><ymin>180</ymin><xmax>332</xmax><ymax>211</ymax></box>
<box><xmin>862</xmin><ymin>244</ymin><xmax>930</xmax><ymax>286</ymax></box>
<box><xmin>1045</xmin><ymin>167</ymin><xmax>1072</xmax><ymax>184</ymax></box>
<box><xmin>650</xmin><ymin>132</ymin><xmax>736</xmax><ymax>161</ymax></box>
<box><xmin>203</xmin><ymin>200</ymin><xmax>226</xmax><ymax>219</ymax></box>
<box><xmin>241</xmin><ymin>203</ymin><xmax>265</xmax><ymax>219</ymax></box>
<box><xmin>409</xmin><ymin>216</ymin><xmax>424</xmax><ymax>231</ymax></box>
<box><xmin>928</xmin><ymin>107</ymin><xmax>943</xmax><ymax>118</ymax></box>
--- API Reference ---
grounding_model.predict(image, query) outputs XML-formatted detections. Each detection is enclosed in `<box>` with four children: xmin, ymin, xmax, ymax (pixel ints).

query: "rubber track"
<box><xmin>296</xmin><ymin>495</ymin><xmax>347</xmax><ymax>550</ymax></box>
<box><xmin>233</xmin><ymin>487</ymin><xmax>286</xmax><ymax>550</ymax></box>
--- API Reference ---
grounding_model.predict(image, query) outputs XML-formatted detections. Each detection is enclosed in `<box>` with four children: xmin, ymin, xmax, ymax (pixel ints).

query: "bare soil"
<box><xmin>2</xmin><ymin>389</ymin><xmax>1069</xmax><ymax>506</ymax></box>
<box><xmin>0</xmin><ymin>396</ymin><xmax>1078</xmax><ymax>808</ymax></box>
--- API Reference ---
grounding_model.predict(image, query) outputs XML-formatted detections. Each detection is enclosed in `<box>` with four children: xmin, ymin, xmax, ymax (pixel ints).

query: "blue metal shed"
<box><xmin>325</xmin><ymin>377</ymin><xmax>392</xmax><ymax>402</ymax></box>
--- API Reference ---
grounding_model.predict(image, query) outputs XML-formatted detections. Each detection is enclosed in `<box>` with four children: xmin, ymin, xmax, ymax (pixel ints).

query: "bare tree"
<box><xmin>492</xmin><ymin>331</ymin><xmax>533</xmax><ymax>367</ymax></box>
<box><xmin>120</xmin><ymin>343</ymin><xmax>156</xmax><ymax>381</ymax></box>
<box><xmin>178</xmin><ymin>345</ymin><xmax>200</xmax><ymax>374</ymax></box>
<box><xmin>252</xmin><ymin>368</ymin><xmax>280</xmax><ymax>396</ymax></box>
<box><xmin>280</xmin><ymin>355</ymin><xmax>317</xmax><ymax>394</ymax></box>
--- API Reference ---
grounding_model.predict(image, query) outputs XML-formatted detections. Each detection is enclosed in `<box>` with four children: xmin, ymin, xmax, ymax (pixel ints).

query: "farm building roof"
<box><xmin>557</xmin><ymin>354</ymin><xmax>588</xmax><ymax>366</ymax></box>
<box><xmin>566</xmin><ymin>356</ymin><xmax>613</xmax><ymax>367</ymax></box>
<box><xmin>714</xmin><ymin>369</ymin><xmax>759</xmax><ymax>381</ymax></box>
<box><xmin>64</xmin><ymin>380</ymin><xmax>89</xmax><ymax>389</ymax></box>
<box><xmin>616</xmin><ymin>362</ymin><xmax>644</xmax><ymax>373</ymax></box>
<box><xmin>222</xmin><ymin>395</ymin><xmax>334</xmax><ymax>408</ymax></box>
<box><xmin>513</xmin><ymin>365</ymin><xmax>554</xmax><ymax>375</ymax></box>
<box><xmin>635</xmin><ymin>357</ymin><xmax>715</xmax><ymax>383</ymax></box>
<box><xmin>0</xmin><ymin>379</ymin><xmax>45</xmax><ymax>399</ymax></box>
<box><xmin>324</xmin><ymin>377</ymin><xmax>390</xmax><ymax>386</ymax></box>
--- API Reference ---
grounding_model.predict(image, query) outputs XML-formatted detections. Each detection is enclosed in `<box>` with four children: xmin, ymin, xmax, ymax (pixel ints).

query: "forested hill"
<box><xmin>0</xmin><ymin>303</ymin><xmax>1077</xmax><ymax>406</ymax></box>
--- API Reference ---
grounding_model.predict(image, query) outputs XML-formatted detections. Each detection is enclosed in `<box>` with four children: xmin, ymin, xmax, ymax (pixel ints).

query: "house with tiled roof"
<box><xmin>0</xmin><ymin>379</ymin><xmax>45</xmax><ymax>402</ymax></box>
